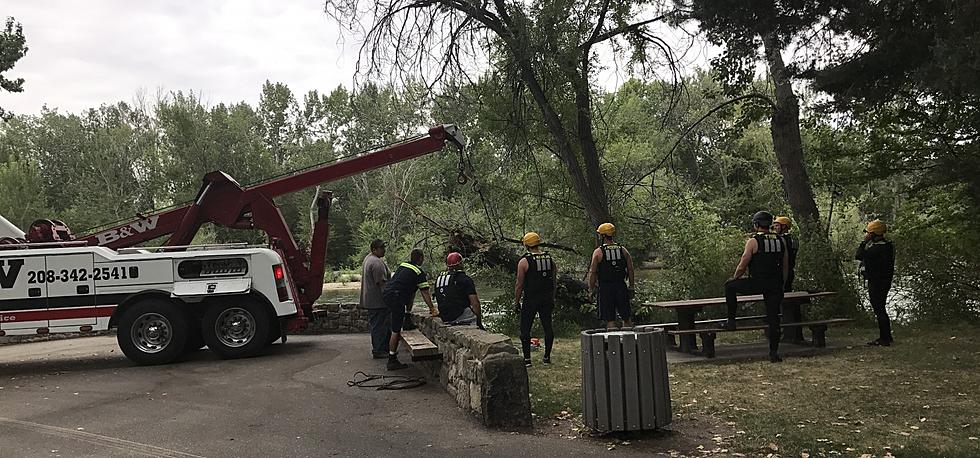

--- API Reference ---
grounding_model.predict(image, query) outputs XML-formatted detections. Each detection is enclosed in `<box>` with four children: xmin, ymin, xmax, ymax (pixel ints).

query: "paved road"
<box><xmin>0</xmin><ymin>334</ymin><xmax>626</xmax><ymax>457</ymax></box>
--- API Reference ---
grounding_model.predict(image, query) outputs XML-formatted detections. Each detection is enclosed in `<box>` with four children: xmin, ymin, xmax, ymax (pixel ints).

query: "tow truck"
<box><xmin>0</xmin><ymin>125</ymin><xmax>465</xmax><ymax>364</ymax></box>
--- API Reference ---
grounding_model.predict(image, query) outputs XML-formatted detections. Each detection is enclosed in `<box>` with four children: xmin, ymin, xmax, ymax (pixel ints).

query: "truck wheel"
<box><xmin>202</xmin><ymin>298</ymin><xmax>270</xmax><ymax>359</ymax></box>
<box><xmin>117</xmin><ymin>299</ymin><xmax>188</xmax><ymax>365</ymax></box>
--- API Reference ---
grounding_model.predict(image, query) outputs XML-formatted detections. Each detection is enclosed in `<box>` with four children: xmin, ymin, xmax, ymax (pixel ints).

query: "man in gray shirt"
<box><xmin>360</xmin><ymin>239</ymin><xmax>392</xmax><ymax>358</ymax></box>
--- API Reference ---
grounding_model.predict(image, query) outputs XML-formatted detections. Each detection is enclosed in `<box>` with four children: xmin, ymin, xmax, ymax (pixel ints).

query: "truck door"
<box><xmin>45</xmin><ymin>253</ymin><xmax>97</xmax><ymax>329</ymax></box>
<box><xmin>0</xmin><ymin>254</ymin><xmax>48</xmax><ymax>331</ymax></box>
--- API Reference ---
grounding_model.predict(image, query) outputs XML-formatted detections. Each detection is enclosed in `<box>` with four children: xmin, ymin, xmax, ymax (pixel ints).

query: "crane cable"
<box><xmin>456</xmin><ymin>145</ymin><xmax>503</xmax><ymax>240</ymax></box>
<box><xmin>346</xmin><ymin>371</ymin><xmax>427</xmax><ymax>390</ymax></box>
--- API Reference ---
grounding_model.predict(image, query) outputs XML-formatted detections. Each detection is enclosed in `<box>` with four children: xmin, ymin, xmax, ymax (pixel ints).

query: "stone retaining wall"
<box><xmin>413</xmin><ymin>312</ymin><xmax>532</xmax><ymax>428</ymax></box>
<box><xmin>304</xmin><ymin>302</ymin><xmax>370</xmax><ymax>333</ymax></box>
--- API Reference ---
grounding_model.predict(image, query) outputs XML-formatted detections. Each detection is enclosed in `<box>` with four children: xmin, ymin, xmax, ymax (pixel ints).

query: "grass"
<box><xmin>523</xmin><ymin>324</ymin><xmax>980</xmax><ymax>456</ymax></box>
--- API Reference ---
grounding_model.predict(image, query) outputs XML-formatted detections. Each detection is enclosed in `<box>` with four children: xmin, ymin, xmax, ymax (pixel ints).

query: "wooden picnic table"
<box><xmin>642</xmin><ymin>291</ymin><xmax>838</xmax><ymax>353</ymax></box>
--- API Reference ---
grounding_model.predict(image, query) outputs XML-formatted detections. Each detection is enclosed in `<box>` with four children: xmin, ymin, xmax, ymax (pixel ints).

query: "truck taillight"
<box><xmin>272</xmin><ymin>264</ymin><xmax>289</xmax><ymax>302</ymax></box>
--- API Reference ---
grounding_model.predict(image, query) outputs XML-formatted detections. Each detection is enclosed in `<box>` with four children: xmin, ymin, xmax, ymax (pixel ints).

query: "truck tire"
<box><xmin>117</xmin><ymin>299</ymin><xmax>189</xmax><ymax>365</ymax></box>
<box><xmin>202</xmin><ymin>297</ymin><xmax>270</xmax><ymax>359</ymax></box>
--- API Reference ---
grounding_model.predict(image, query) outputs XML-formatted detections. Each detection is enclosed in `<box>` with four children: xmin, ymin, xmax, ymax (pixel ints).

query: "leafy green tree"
<box><xmin>0</xmin><ymin>17</ymin><xmax>27</xmax><ymax>120</ymax></box>
<box><xmin>675</xmin><ymin>0</ymin><xmax>834</xmax><ymax>225</ymax></box>
<box><xmin>324</xmin><ymin>0</ymin><xmax>687</xmax><ymax>228</ymax></box>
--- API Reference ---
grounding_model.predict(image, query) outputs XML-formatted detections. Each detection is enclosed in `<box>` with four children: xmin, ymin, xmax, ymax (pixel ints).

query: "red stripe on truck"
<box><xmin>0</xmin><ymin>306</ymin><xmax>116</xmax><ymax>323</ymax></box>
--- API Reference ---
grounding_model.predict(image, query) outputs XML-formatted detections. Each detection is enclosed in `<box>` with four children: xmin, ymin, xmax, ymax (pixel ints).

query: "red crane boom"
<box><xmin>78</xmin><ymin>124</ymin><xmax>465</xmax><ymax>328</ymax></box>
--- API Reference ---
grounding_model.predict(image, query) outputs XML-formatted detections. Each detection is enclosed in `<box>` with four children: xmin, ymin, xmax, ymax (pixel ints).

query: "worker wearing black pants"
<box><xmin>515</xmin><ymin>232</ymin><xmax>557</xmax><ymax>367</ymax></box>
<box><xmin>724</xmin><ymin>211</ymin><xmax>789</xmax><ymax>363</ymax></box>
<box><xmin>725</xmin><ymin>277</ymin><xmax>784</xmax><ymax>352</ymax></box>
<box><xmin>856</xmin><ymin>219</ymin><xmax>895</xmax><ymax>346</ymax></box>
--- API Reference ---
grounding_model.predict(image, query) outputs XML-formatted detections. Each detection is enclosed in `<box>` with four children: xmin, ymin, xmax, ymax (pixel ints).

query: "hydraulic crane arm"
<box><xmin>80</xmin><ymin>125</ymin><xmax>464</xmax><ymax>249</ymax></box>
<box><xmin>77</xmin><ymin>124</ymin><xmax>465</xmax><ymax>328</ymax></box>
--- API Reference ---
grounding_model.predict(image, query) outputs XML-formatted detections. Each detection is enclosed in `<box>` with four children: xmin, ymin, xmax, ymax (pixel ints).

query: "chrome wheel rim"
<box><xmin>132</xmin><ymin>313</ymin><xmax>172</xmax><ymax>354</ymax></box>
<box><xmin>215</xmin><ymin>307</ymin><xmax>255</xmax><ymax>348</ymax></box>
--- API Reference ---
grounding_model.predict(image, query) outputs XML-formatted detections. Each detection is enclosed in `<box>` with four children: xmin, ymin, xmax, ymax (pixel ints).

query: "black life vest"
<box><xmin>434</xmin><ymin>271</ymin><xmax>466</xmax><ymax>309</ymax></box>
<box><xmin>522</xmin><ymin>251</ymin><xmax>555</xmax><ymax>298</ymax></box>
<box><xmin>748</xmin><ymin>232</ymin><xmax>784</xmax><ymax>280</ymax></box>
<box><xmin>597</xmin><ymin>243</ymin><xmax>628</xmax><ymax>283</ymax></box>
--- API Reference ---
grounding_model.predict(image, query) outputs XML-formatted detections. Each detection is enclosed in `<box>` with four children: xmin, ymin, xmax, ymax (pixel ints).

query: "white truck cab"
<box><xmin>0</xmin><ymin>241</ymin><xmax>297</xmax><ymax>365</ymax></box>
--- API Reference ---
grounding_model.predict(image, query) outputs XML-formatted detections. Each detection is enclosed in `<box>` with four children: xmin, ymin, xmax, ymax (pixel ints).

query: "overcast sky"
<box><xmin>3</xmin><ymin>0</ymin><xmax>359</xmax><ymax>115</ymax></box>
<box><xmin>3</xmin><ymin>1</ymin><xmax>717</xmax><ymax>117</ymax></box>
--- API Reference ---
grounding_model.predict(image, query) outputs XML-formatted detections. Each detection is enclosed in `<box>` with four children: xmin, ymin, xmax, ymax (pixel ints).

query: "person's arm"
<box><xmin>374</xmin><ymin>262</ymin><xmax>388</xmax><ymax>288</ymax></box>
<box><xmin>552</xmin><ymin>261</ymin><xmax>558</xmax><ymax>303</ymax></box>
<box><xmin>420</xmin><ymin>289</ymin><xmax>438</xmax><ymax>315</ymax></box>
<box><xmin>782</xmin><ymin>244</ymin><xmax>790</xmax><ymax>285</ymax></box>
<box><xmin>514</xmin><ymin>257</ymin><xmax>528</xmax><ymax>307</ymax></box>
<box><xmin>731</xmin><ymin>238</ymin><xmax>756</xmax><ymax>279</ymax></box>
<box><xmin>623</xmin><ymin>247</ymin><xmax>635</xmax><ymax>290</ymax></box>
<box><xmin>468</xmin><ymin>293</ymin><xmax>481</xmax><ymax>315</ymax></box>
<box><xmin>588</xmin><ymin>248</ymin><xmax>602</xmax><ymax>291</ymax></box>
<box><xmin>855</xmin><ymin>233</ymin><xmax>873</xmax><ymax>260</ymax></box>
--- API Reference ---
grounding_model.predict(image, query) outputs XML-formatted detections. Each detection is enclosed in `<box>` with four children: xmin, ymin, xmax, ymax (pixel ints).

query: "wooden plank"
<box><xmin>651</xmin><ymin>332</ymin><xmax>671</xmax><ymax>427</ymax></box>
<box><xmin>399</xmin><ymin>329</ymin><xmax>440</xmax><ymax>361</ymax></box>
<box><xmin>581</xmin><ymin>334</ymin><xmax>596</xmax><ymax>430</ymax></box>
<box><xmin>622</xmin><ymin>334</ymin><xmax>641</xmax><ymax>430</ymax></box>
<box><xmin>607</xmin><ymin>334</ymin><xmax>625</xmax><ymax>431</ymax></box>
<box><xmin>591</xmin><ymin>334</ymin><xmax>610</xmax><ymax>432</ymax></box>
<box><xmin>643</xmin><ymin>291</ymin><xmax>838</xmax><ymax>309</ymax></box>
<box><xmin>636</xmin><ymin>332</ymin><xmax>656</xmax><ymax>430</ymax></box>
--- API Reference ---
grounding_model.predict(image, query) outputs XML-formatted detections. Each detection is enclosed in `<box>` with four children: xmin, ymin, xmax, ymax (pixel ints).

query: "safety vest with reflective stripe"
<box><xmin>522</xmin><ymin>251</ymin><xmax>555</xmax><ymax>299</ymax></box>
<box><xmin>749</xmin><ymin>232</ymin><xmax>784</xmax><ymax>280</ymax></box>
<box><xmin>597</xmin><ymin>243</ymin><xmax>627</xmax><ymax>283</ymax></box>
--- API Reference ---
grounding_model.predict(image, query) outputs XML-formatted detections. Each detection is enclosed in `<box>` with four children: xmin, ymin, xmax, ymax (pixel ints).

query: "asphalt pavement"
<box><xmin>0</xmin><ymin>334</ymin><xmax>627</xmax><ymax>457</ymax></box>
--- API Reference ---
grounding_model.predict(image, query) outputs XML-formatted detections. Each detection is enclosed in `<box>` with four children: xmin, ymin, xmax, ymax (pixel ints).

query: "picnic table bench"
<box><xmin>642</xmin><ymin>291</ymin><xmax>848</xmax><ymax>355</ymax></box>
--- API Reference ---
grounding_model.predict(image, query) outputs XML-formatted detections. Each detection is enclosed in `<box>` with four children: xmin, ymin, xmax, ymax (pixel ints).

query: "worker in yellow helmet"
<box><xmin>588</xmin><ymin>223</ymin><xmax>635</xmax><ymax>330</ymax></box>
<box><xmin>773</xmin><ymin>216</ymin><xmax>803</xmax><ymax>342</ymax></box>
<box><xmin>515</xmin><ymin>232</ymin><xmax>557</xmax><ymax>367</ymax></box>
<box><xmin>772</xmin><ymin>216</ymin><xmax>798</xmax><ymax>292</ymax></box>
<box><xmin>856</xmin><ymin>219</ymin><xmax>895</xmax><ymax>346</ymax></box>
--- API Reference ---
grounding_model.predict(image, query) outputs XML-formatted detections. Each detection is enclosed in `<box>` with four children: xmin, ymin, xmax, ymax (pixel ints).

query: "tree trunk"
<box><xmin>509</xmin><ymin>47</ymin><xmax>612</xmax><ymax>228</ymax></box>
<box><xmin>762</xmin><ymin>33</ymin><xmax>821</xmax><ymax>225</ymax></box>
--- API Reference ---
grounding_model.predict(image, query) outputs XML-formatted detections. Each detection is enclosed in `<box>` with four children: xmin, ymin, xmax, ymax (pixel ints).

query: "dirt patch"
<box><xmin>532</xmin><ymin>412</ymin><xmax>737</xmax><ymax>456</ymax></box>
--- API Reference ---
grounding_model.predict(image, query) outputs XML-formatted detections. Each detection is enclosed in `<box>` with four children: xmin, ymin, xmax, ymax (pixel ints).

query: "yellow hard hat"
<box><xmin>774</xmin><ymin>216</ymin><xmax>791</xmax><ymax>228</ymax></box>
<box><xmin>865</xmin><ymin>219</ymin><xmax>887</xmax><ymax>235</ymax></box>
<box><xmin>596</xmin><ymin>223</ymin><xmax>616</xmax><ymax>236</ymax></box>
<box><xmin>522</xmin><ymin>232</ymin><xmax>542</xmax><ymax>247</ymax></box>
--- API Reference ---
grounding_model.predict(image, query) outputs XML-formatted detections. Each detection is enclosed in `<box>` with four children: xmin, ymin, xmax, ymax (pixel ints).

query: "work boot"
<box><xmin>723</xmin><ymin>317</ymin><xmax>737</xmax><ymax>330</ymax></box>
<box><xmin>769</xmin><ymin>352</ymin><xmax>782</xmax><ymax>363</ymax></box>
<box><xmin>387</xmin><ymin>355</ymin><xmax>408</xmax><ymax>371</ymax></box>
<box><xmin>543</xmin><ymin>356</ymin><xmax>552</xmax><ymax>365</ymax></box>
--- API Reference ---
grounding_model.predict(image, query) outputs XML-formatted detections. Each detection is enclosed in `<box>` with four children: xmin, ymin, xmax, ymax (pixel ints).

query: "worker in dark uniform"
<box><xmin>588</xmin><ymin>223</ymin><xmax>635</xmax><ymax>330</ymax></box>
<box><xmin>514</xmin><ymin>232</ymin><xmax>557</xmax><ymax>367</ymax></box>
<box><xmin>724</xmin><ymin>211</ymin><xmax>789</xmax><ymax>363</ymax></box>
<box><xmin>382</xmin><ymin>249</ymin><xmax>438</xmax><ymax>370</ymax></box>
<box><xmin>433</xmin><ymin>252</ymin><xmax>484</xmax><ymax>328</ymax></box>
<box><xmin>772</xmin><ymin>216</ymin><xmax>798</xmax><ymax>292</ymax></box>
<box><xmin>773</xmin><ymin>216</ymin><xmax>803</xmax><ymax>342</ymax></box>
<box><xmin>856</xmin><ymin>219</ymin><xmax>895</xmax><ymax>346</ymax></box>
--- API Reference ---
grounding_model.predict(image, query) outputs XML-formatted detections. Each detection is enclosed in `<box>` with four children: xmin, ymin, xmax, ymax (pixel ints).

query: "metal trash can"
<box><xmin>581</xmin><ymin>327</ymin><xmax>672</xmax><ymax>432</ymax></box>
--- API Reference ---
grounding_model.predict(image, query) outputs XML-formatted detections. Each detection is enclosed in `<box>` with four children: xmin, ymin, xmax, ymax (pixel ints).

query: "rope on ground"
<box><xmin>346</xmin><ymin>371</ymin><xmax>427</xmax><ymax>390</ymax></box>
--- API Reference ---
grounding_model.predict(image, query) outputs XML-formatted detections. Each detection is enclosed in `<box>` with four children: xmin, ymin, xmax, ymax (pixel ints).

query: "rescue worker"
<box><xmin>724</xmin><ymin>211</ymin><xmax>789</xmax><ymax>363</ymax></box>
<box><xmin>514</xmin><ymin>232</ymin><xmax>557</xmax><ymax>367</ymax></box>
<box><xmin>359</xmin><ymin>239</ymin><xmax>391</xmax><ymax>359</ymax></box>
<box><xmin>773</xmin><ymin>216</ymin><xmax>803</xmax><ymax>341</ymax></box>
<box><xmin>855</xmin><ymin>219</ymin><xmax>895</xmax><ymax>346</ymax></box>
<box><xmin>382</xmin><ymin>249</ymin><xmax>438</xmax><ymax>370</ymax></box>
<box><xmin>433</xmin><ymin>252</ymin><xmax>484</xmax><ymax>328</ymax></box>
<box><xmin>588</xmin><ymin>223</ymin><xmax>635</xmax><ymax>330</ymax></box>
<box><xmin>772</xmin><ymin>216</ymin><xmax>798</xmax><ymax>292</ymax></box>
